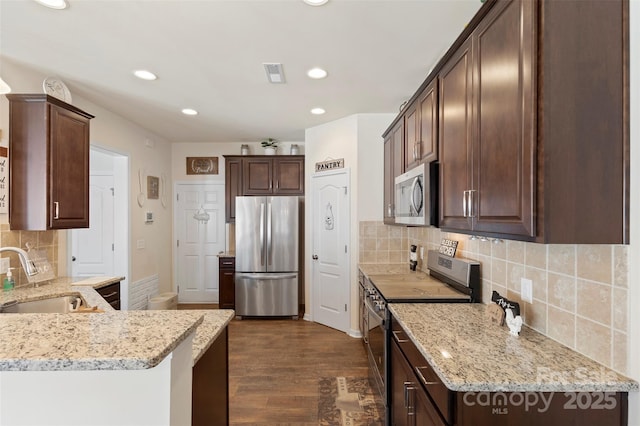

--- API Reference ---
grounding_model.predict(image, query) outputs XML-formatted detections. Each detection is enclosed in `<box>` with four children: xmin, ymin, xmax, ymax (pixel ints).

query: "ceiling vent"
<box><xmin>263</xmin><ymin>63</ymin><xmax>286</xmax><ymax>84</ymax></box>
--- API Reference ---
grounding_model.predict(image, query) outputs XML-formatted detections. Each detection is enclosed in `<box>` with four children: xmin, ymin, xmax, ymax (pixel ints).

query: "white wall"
<box><xmin>0</xmin><ymin>58</ymin><xmax>174</xmax><ymax>294</ymax></box>
<box><xmin>304</xmin><ymin>113</ymin><xmax>394</xmax><ymax>332</ymax></box>
<box><xmin>627</xmin><ymin>1</ymin><xmax>639</xmax><ymax>424</ymax></box>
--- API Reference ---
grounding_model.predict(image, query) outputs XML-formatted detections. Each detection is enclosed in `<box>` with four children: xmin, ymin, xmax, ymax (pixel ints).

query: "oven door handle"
<box><xmin>392</xmin><ymin>330</ymin><xmax>409</xmax><ymax>344</ymax></box>
<box><xmin>365</xmin><ymin>299</ymin><xmax>385</xmax><ymax>324</ymax></box>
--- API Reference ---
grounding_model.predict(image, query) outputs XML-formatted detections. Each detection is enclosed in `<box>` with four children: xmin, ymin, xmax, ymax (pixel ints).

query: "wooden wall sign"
<box><xmin>315</xmin><ymin>158</ymin><xmax>344</xmax><ymax>172</ymax></box>
<box><xmin>187</xmin><ymin>157</ymin><xmax>219</xmax><ymax>175</ymax></box>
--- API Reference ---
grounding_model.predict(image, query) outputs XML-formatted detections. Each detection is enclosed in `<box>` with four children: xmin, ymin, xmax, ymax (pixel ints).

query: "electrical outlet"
<box><xmin>137</xmin><ymin>239</ymin><xmax>145</xmax><ymax>249</ymax></box>
<box><xmin>0</xmin><ymin>258</ymin><xmax>9</xmax><ymax>274</ymax></box>
<box><xmin>419</xmin><ymin>246</ymin><xmax>424</xmax><ymax>260</ymax></box>
<box><xmin>521</xmin><ymin>278</ymin><xmax>533</xmax><ymax>303</ymax></box>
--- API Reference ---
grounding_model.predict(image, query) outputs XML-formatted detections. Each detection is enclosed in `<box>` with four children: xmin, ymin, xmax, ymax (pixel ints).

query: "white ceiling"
<box><xmin>0</xmin><ymin>0</ymin><xmax>482</xmax><ymax>143</ymax></box>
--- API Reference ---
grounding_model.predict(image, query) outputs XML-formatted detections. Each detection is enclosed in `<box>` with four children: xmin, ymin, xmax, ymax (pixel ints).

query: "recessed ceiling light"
<box><xmin>303</xmin><ymin>0</ymin><xmax>328</xmax><ymax>6</ymax></box>
<box><xmin>133</xmin><ymin>70</ymin><xmax>157</xmax><ymax>81</ymax></box>
<box><xmin>33</xmin><ymin>0</ymin><xmax>68</xmax><ymax>9</ymax></box>
<box><xmin>311</xmin><ymin>107</ymin><xmax>326</xmax><ymax>115</ymax></box>
<box><xmin>307</xmin><ymin>67</ymin><xmax>328</xmax><ymax>79</ymax></box>
<box><xmin>182</xmin><ymin>108</ymin><xmax>198</xmax><ymax>116</ymax></box>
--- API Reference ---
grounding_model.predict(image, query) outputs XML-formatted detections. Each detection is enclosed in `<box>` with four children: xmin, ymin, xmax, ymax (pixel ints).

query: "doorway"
<box><xmin>69</xmin><ymin>147</ymin><xmax>129</xmax><ymax>308</ymax></box>
<box><xmin>311</xmin><ymin>169</ymin><xmax>350</xmax><ymax>333</ymax></box>
<box><xmin>174</xmin><ymin>183</ymin><xmax>226</xmax><ymax>303</ymax></box>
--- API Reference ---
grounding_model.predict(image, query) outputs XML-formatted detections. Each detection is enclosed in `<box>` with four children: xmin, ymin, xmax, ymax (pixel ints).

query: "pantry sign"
<box><xmin>315</xmin><ymin>158</ymin><xmax>344</xmax><ymax>173</ymax></box>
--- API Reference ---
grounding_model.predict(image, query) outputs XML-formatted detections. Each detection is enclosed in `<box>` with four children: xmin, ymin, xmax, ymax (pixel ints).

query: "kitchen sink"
<box><xmin>0</xmin><ymin>295</ymin><xmax>84</xmax><ymax>314</ymax></box>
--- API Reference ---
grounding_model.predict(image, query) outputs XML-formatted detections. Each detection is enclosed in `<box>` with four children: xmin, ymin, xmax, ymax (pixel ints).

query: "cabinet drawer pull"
<box><xmin>54</xmin><ymin>201</ymin><xmax>60</xmax><ymax>219</ymax></box>
<box><xmin>392</xmin><ymin>330</ymin><xmax>409</xmax><ymax>343</ymax></box>
<box><xmin>221</xmin><ymin>261</ymin><xmax>234</xmax><ymax>265</ymax></box>
<box><xmin>415</xmin><ymin>366</ymin><xmax>440</xmax><ymax>386</ymax></box>
<box><xmin>404</xmin><ymin>382</ymin><xmax>416</xmax><ymax>415</ymax></box>
<box><xmin>468</xmin><ymin>189</ymin><xmax>476</xmax><ymax>218</ymax></box>
<box><xmin>101</xmin><ymin>291</ymin><xmax>118</xmax><ymax>299</ymax></box>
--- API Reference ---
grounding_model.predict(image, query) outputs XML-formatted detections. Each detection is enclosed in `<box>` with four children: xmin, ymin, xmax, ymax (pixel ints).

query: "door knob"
<box><xmin>72</xmin><ymin>256</ymin><xmax>77</xmax><ymax>262</ymax></box>
<box><xmin>312</xmin><ymin>255</ymin><xmax>318</xmax><ymax>260</ymax></box>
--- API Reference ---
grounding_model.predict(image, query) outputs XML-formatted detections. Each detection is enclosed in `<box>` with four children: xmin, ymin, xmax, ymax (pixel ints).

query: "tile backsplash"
<box><xmin>359</xmin><ymin>221</ymin><xmax>629</xmax><ymax>375</ymax></box>
<box><xmin>0</xmin><ymin>224</ymin><xmax>58</xmax><ymax>286</ymax></box>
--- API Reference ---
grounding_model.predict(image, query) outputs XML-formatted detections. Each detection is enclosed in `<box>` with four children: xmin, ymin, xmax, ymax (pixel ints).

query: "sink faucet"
<box><xmin>0</xmin><ymin>247</ymin><xmax>38</xmax><ymax>277</ymax></box>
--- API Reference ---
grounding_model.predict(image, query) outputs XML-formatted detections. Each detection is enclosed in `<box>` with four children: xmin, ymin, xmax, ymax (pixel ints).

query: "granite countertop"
<box><xmin>217</xmin><ymin>252</ymin><xmax>235</xmax><ymax>258</ymax></box>
<box><xmin>191</xmin><ymin>309</ymin><xmax>235</xmax><ymax>364</ymax></box>
<box><xmin>389</xmin><ymin>303</ymin><xmax>638</xmax><ymax>393</ymax></box>
<box><xmin>0</xmin><ymin>277</ymin><xmax>234</xmax><ymax>371</ymax></box>
<box><xmin>359</xmin><ymin>263</ymin><xmax>417</xmax><ymax>277</ymax></box>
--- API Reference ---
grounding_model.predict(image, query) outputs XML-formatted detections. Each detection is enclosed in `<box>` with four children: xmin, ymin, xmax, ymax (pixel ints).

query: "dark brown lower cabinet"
<box><xmin>218</xmin><ymin>257</ymin><xmax>235</xmax><ymax>310</ymax></box>
<box><xmin>96</xmin><ymin>282</ymin><xmax>120</xmax><ymax>310</ymax></box>
<box><xmin>391</xmin><ymin>339</ymin><xmax>445</xmax><ymax>426</ymax></box>
<box><xmin>192</xmin><ymin>327</ymin><xmax>229</xmax><ymax>426</ymax></box>
<box><xmin>390</xmin><ymin>318</ymin><xmax>628</xmax><ymax>426</ymax></box>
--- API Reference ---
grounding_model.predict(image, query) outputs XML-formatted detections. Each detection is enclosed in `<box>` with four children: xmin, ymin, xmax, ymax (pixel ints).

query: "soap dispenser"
<box><xmin>3</xmin><ymin>267</ymin><xmax>15</xmax><ymax>291</ymax></box>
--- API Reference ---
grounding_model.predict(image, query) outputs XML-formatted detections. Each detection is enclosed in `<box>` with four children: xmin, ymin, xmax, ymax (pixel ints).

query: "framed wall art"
<box><xmin>147</xmin><ymin>175</ymin><xmax>159</xmax><ymax>199</ymax></box>
<box><xmin>186</xmin><ymin>156</ymin><xmax>219</xmax><ymax>175</ymax></box>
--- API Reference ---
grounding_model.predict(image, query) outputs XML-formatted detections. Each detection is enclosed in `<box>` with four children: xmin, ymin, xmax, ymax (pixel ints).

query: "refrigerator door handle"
<box><xmin>260</xmin><ymin>202</ymin><xmax>265</xmax><ymax>266</ymax></box>
<box><xmin>236</xmin><ymin>273</ymin><xmax>298</xmax><ymax>280</ymax></box>
<box><xmin>267</xmin><ymin>201</ymin><xmax>273</xmax><ymax>266</ymax></box>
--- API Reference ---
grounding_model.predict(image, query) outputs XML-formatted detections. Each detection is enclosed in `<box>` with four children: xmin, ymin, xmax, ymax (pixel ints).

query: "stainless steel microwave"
<box><xmin>394</xmin><ymin>162</ymin><xmax>438</xmax><ymax>226</ymax></box>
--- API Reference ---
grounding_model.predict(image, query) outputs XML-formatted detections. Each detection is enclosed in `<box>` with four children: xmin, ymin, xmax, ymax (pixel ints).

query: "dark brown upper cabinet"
<box><xmin>223</xmin><ymin>155</ymin><xmax>304</xmax><ymax>223</ymax></box>
<box><xmin>405</xmin><ymin>80</ymin><xmax>438</xmax><ymax>171</ymax></box>
<box><xmin>242</xmin><ymin>156</ymin><xmax>304</xmax><ymax>195</ymax></box>
<box><xmin>440</xmin><ymin>0</ymin><xmax>535</xmax><ymax>238</ymax></box>
<box><xmin>224</xmin><ymin>157</ymin><xmax>242</xmax><ymax>223</ymax></box>
<box><xmin>438</xmin><ymin>36</ymin><xmax>474</xmax><ymax>233</ymax></box>
<box><xmin>383</xmin><ymin>120</ymin><xmax>404</xmax><ymax>224</ymax></box>
<box><xmin>384</xmin><ymin>0</ymin><xmax>628</xmax><ymax>244</ymax></box>
<box><xmin>7</xmin><ymin>94</ymin><xmax>93</xmax><ymax>230</ymax></box>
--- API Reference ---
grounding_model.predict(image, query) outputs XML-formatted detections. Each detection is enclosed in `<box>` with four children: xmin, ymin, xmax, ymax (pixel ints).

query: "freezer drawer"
<box><xmin>235</xmin><ymin>272</ymin><xmax>298</xmax><ymax>317</ymax></box>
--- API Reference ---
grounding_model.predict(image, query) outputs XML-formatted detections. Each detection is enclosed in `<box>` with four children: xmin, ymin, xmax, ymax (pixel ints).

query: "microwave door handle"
<box><xmin>409</xmin><ymin>176</ymin><xmax>420</xmax><ymax>216</ymax></box>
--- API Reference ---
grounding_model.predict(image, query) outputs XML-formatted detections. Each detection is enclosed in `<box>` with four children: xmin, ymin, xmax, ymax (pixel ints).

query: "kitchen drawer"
<box><xmin>96</xmin><ymin>282</ymin><xmax>121</xmax><ymax>310</ymax></box>
<box><xmin>219</xmin><ymin>257</ymin><xmax>235</xmax><ymax>269</ymax></box>
<box><xmin>392</xmin><ymin>319</ymin><xmax>453</xmax><ymax>424</ymax></box>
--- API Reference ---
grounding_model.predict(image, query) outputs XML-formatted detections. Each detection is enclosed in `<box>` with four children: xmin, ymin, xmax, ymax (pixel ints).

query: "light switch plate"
<box><xmin>137</xmin><ymin>239</ymin><xmax>145</xmax><ymax>249</ymax></box>
<box><xmin>419</xmin><ymin>246</ymin><xmax>424</xmax><ymax>260</ymax></box>
<box><xmin>0</xmin><ymin>258</ymin><xmax>9</xmax><ymax>274</ymax></box>
<box><xmin>521</xmin><ymin>278</ymin><xmax>533</xmax><ymax>303</ymax></box>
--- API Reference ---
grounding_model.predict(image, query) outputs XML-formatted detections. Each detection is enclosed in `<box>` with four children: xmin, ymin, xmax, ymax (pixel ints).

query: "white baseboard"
<box><xmin>348</xmin><ymin>329</ymin><xmax>363</xmax><ymax>338</ymax></box>
<box><xmin>303</xmin><ymin>313</ymin><xmax>313</xmax><ymax>322</ymax></box>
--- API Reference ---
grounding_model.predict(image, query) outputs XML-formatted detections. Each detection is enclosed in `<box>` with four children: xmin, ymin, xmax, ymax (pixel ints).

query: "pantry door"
<box><xmin>311</xmin><ymin>169</ymin><xmax>350</xmax><ymax>333</ymax></box>
<box><xmin>175</xmin><ymin>183</ymin><xmax>225</xmax><ymax>303</ymax></box>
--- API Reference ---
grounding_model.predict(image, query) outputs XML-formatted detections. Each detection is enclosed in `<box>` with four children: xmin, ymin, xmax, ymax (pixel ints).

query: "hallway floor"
<box><xmin>227</xmin><ymin>319</ymin><xmax>383</xmax><ymax>425</ymax></box>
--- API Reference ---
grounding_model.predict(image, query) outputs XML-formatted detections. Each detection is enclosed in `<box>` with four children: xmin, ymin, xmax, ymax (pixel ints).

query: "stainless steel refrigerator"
<box><xmin>235</xmin><ymin>196</ymin><xmax>299</xmax><ymax>317</ymax></box>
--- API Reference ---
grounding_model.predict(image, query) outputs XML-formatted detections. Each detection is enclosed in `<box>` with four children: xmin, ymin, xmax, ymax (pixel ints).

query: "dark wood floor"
<box><xmin>227</xmin><ymin>319</ymin><xmax>372</xmax><ymax>425</ymax></box>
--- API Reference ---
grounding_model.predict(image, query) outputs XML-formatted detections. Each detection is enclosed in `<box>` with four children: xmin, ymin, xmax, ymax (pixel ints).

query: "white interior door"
<box><xmin>71</xmin><ymin>174</ymin><xmax>114</xmax><ymax>277</ymax></box>
<box><xmin>175</xmin><ymin>183</ymin><xmax>225</xmax><ymax>303</ymax></box>
<box><xmin>311</xmin><ymin>169</ymin><xmax>350</xmax><ymax>332</ymax></box>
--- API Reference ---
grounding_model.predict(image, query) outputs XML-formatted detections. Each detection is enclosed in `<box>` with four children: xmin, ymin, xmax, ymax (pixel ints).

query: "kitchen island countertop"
<box><xmin>389</xmin><ymin>303</ymin><xmax>638</xmax><ymax>393</ymax></box>
<box><xmin>0</xmin><ymin>277</ymin><xmax>233</xmax><ymax>371</ymax></box>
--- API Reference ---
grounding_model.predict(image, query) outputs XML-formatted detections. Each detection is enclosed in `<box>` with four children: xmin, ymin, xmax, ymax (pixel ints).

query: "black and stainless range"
<box><xmin>359</xmin><ymin>250</ymin><xmax>480</xmax><ymax>422</ymax></box>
